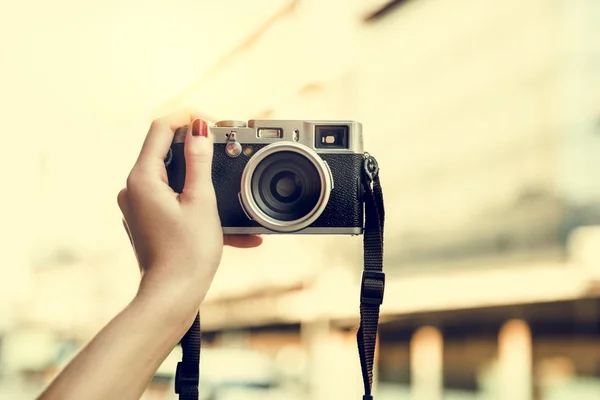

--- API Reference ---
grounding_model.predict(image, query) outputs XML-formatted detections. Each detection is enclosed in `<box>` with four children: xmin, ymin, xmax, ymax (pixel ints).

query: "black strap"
<box><xmin>173</xmin><ymin>153</ymin><xmax>385</xmax><ymax>400</ymax></box>
<box><xmin>175</xmin><ymin>313</ymin><xmax>200</xmax><ymax>400</ymax></box>
<box><xmin>357</xmin><ymin>153</ymin><xmax>385</xmax><ymax>400</ymax></box>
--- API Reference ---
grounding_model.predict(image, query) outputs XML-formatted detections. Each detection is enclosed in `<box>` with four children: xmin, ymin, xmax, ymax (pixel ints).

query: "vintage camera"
<box><xmin>166</xmin><ymin>119</ymin><xmax>367</xmax><ymax>235</ymax></box>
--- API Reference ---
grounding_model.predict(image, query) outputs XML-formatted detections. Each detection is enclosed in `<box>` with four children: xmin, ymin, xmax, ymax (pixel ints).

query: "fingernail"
<box><xmin>192</xmin><ymin>119</ymin><xmax>207</xmax><ymax>137</ymax></box>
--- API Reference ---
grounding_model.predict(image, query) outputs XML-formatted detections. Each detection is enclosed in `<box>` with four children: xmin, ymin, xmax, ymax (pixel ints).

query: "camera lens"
<box><xmin>272</xmin><ymin>172</ymin><xmax>300</xmax><ymax>201</ymax></box>
<box><xmin>251</xmin><ymin>152</ymin><xmax>321</xmax><ymax>222</ymax></box>
<box><xmin>239</xmin><ymin>142</ymin><xmax>333</xmax><ymax>232</ymax></box>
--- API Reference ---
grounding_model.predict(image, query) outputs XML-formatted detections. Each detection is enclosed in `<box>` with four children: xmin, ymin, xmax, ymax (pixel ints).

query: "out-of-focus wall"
<box><xmin>151</xmin><ymin>1</ymin><xmax>600</xmax><ymax>344</ymax></box>
<box><xmin>164</xmin><ymin>0</ymin><xmax>600</xmax><ymax>275</ymax></box>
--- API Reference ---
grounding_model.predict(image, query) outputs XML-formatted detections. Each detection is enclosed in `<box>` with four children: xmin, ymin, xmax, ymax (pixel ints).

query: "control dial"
<box><xmin>215</xmin><ymin>120</ymin><xmax>247</xmax><ymax>128</ymax></box>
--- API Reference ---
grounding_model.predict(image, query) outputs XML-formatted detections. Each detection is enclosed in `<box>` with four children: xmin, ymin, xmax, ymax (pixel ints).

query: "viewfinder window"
<box><xmin>315</xmin><ymin>125</ymin><xmax>349</xmax><ymax>149</ymax></box>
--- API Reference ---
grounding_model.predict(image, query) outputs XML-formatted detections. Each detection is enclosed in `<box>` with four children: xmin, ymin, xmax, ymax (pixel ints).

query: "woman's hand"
<box><xmin>38</xmin><ymin>110</ymin><xmax>263</xmax><ymax>400</ymax></box>
<box><xmin>117</xmin><ymin>110</ymin><xmax>262</xmax><ymax>310</ymax></box>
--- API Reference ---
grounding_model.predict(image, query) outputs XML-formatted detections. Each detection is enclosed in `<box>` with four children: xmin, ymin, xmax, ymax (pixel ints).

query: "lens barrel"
<box><xmin>239</xmin><ymin>142</ymin><xmax>333</xmax><ymax>232</ymax></box>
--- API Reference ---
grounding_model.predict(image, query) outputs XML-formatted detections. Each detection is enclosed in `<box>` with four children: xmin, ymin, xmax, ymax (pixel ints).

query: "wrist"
<box><xmin>135</xmin><ymin>274</ymin><xmax>207</xmax><ymax>332</ymax></box>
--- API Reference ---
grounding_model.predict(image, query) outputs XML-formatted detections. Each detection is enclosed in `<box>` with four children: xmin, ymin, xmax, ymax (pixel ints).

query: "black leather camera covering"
<box><xmin>167</xmin><ymin>142</ymin><xmax>364</xmax><ymax>231</ymax></box>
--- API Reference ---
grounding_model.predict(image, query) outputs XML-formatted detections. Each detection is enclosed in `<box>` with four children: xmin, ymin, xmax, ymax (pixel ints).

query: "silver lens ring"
<box><xmin>240</xmin><ymin>142</ymin><xmax>333</xmax><ymax>233</ymax></box>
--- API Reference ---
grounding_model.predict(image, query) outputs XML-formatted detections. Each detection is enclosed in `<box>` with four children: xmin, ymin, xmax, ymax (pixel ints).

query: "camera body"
<box><xmin>166</xmin><ymin>119</ymin><xmax>366</xmax><ymax>235</ymax></box>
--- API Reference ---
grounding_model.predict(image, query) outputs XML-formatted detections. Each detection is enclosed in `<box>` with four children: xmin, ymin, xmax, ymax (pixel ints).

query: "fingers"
<box><xmin>223</xmin><ymin>235</ymin><xmax>263</xmax><ymax>248</ymax></box>
<box><xmin>180</xmin><ymin>118</ymin><xmax>215</xmax><ymax>203</ymax></box>
<box><xmin>122</xmin><ymin>218</ymin><xmax>134</xmax><ymax>247</ymax></box>
<box><xmin>136</xmin><ymin>109</ymin><xmax>204</xmax><ymax>168</ymax></box>
<box><xmin>117</xmin><ymin>188</ymin><xmax>134</xmax><ymax>247</ymax></box>
<box><xmin>117</xmin><ymin>188</ymin><xmax>130</xmax><ymax>217</ymax></box>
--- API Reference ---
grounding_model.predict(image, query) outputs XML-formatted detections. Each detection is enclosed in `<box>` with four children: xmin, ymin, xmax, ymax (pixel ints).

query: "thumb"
<box><xmin>180</xmin><ymin>118</ymin><xmax>215</xmax><ymax>203</ymax></box>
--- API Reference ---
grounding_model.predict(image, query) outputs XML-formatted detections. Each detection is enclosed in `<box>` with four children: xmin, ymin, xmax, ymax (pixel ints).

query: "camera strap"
<box><xmin>175</xmin><ymin>313</ymin><xmax>201</xmax><ymax>400</ymax></box>
<box><xmin>174</xmin><ymin>153</ymin><xmax>385</xmax><ymax>400</ymax></box>
<box><xmin>357</xmin><ymin>153</ymin><xmax>385</xmax><ymax>400</ymax></box>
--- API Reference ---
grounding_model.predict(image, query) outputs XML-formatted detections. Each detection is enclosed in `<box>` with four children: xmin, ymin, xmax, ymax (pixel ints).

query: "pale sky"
<box><xmin>0</xmin><ymin>0</ymin><xmax>296</xmax><ymax>314</ymax></box>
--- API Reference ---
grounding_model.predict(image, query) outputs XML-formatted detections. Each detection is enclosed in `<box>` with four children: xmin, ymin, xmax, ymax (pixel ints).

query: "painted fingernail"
<box><xmin>192</xmin><ymin>119</ymin><xmax>207</xmax><ymax>137</ymax></box>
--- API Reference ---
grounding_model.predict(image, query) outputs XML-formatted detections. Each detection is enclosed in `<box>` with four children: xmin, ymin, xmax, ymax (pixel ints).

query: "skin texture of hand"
<box><xmin>37</xmin><ymin>110</ymin><xmax>262</xmax><ymax>400</ymax></box>
<box><xmin>118</xmin><ymin>110</ymin><xmax>262</xmax><ymax>304</ymax></box>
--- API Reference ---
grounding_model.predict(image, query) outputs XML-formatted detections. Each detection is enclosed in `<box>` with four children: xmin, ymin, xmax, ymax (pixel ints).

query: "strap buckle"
<box><xmin>174</xmin><ymin>361</ymin><xmax>199</xmax><ymax>394</ymax></box>
<box><xmin>363</xmin><ymin>153</ymin><xmax>380</xmax><ymax>183</ymax></box>
<box><xmin>360</xmin><ymin>270</ymin><xmax>385</xmax><ymax>306</ymax></box>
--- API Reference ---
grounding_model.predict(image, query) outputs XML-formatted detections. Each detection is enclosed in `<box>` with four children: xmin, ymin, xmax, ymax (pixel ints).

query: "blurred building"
<box><xmin>158</xmin><ymin>0</ymin><xmax>600</xmax><ymax>399</ymax></box>
<box><xmin>3</xmin><ymin>0</ymin><xmax>599</xmax><ymax>399</ymax></box>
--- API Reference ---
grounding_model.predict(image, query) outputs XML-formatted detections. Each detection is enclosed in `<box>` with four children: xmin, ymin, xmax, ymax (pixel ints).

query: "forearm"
<box><xmin>37</xmin><ymin>281</ymin><xmax>203</xmax><ymax>400</ymax></box>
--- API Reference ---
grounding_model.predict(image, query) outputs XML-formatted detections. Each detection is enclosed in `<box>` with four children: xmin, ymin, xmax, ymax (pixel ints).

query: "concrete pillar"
<box><xmin>410</xmin><ymin>326</ymin><xmax>443</xmax><ymax>400</ymax></box>
<box><xmin>498</xmin><ymin>319</ymin><xmax>533</xmax><ymax>400</ymax></box>
<box><xmin>301</xmin><ymin>319</ymin><xmax>363</xmax><ymax>400</ymax></box>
